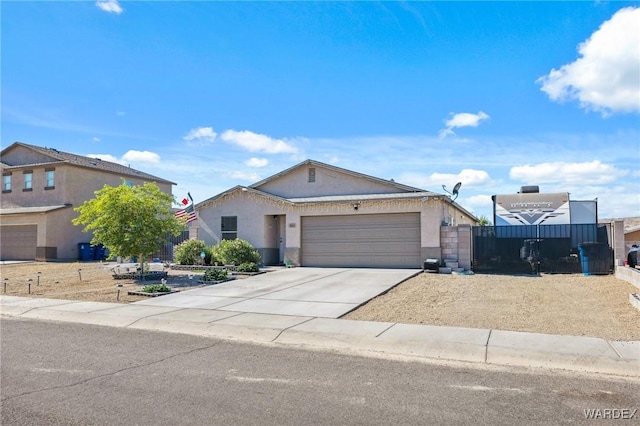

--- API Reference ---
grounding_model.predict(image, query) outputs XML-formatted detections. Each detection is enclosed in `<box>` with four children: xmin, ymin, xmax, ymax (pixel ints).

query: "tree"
<box><xmin>73</xmin><ymin>182</ymin><xmax>186</xmax><ymax>267</ymax></box>
<box><xmin>477</xmin><ymin>215</ymin><xmax>492</xmax><ymax>226</ymax></box>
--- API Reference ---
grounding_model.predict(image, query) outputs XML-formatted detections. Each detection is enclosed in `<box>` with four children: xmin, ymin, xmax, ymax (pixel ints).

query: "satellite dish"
<box><xmin>442</xmin><ymin>182</ymin><xmax>462</xmax><ymax>201</ymax></box>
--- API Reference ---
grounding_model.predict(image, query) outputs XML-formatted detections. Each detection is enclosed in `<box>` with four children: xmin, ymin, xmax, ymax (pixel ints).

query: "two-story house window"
<box><xmin>2</xmin><ymin>173</ymin><xmax>11</xmax><ymax>192</ymax></box>
<box><xmin>45</xmin><ymin>169</ymin><xmax>55</xmax><ymax>189</ymax></box>
<box><xmin>23</xmin><ymin>171</ymin><xmax>33</xmax><ymax>191</ymax></box>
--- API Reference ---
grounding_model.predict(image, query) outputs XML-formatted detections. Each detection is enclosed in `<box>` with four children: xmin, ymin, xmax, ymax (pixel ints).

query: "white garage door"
<box><xmin>301</xmin><ymin>213</ymin><xmax>421</xmax><ymax>268</ymax></box>
<box><xmin>0</xmin><ymin>225</ymin><xmax>37</xmax><ymax>260</ymax></box>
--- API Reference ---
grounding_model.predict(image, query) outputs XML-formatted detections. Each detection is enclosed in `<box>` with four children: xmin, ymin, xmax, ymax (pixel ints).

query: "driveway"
<box><xmin>134</xmin><ymin>267</ymin><xmax>420</xmax><ymax>318</ymax></box>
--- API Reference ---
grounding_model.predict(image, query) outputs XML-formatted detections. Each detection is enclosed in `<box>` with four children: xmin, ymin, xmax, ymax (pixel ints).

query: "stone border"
<box><xmin>127</xmin><ymin>289</ymin><xmax>180</xmax><ymax>297</ymax></box>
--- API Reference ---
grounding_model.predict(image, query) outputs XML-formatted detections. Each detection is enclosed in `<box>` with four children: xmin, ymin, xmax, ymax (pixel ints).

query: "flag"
<box><xmin>175</xmin><ymin>203</ymin><xmax>197</xmax><ymax>223</ymax></box>
<box><xmin>181</xmin><ymin>197</ymin><xmax>189</xmax><ymax>206</ymax></box>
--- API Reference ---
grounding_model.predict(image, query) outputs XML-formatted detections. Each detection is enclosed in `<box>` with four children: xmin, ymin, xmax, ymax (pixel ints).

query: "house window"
<box><xmin>45</xmin><ymin>169</ymin><xmax>55</xmax><ymax>189</ymax></box>
<box><xmin>308</xmin><ymin>167</ymin><xmax>316</xmax><ymax>183</ymax></box>
<box><xmin>23</xmin><ymin>171</ymin><xmax>33</xmax><ymax>191</ymax></box>
<box><xmin>2</xmin><ymin>173</ymin><xmax>11</xmax><ymax>192</ymax></box>
<box><xmin>221</xmin><ymin>216</ymin><xmax>237</xmax><ymax>240</ymax></box>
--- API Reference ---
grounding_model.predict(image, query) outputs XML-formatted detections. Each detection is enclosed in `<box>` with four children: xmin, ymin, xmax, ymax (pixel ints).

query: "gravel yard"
<box><xmin>2</xmin><ymin>262</ymin><xmax>639</xmax><ymax>341</ymax></box>
<box><xmin>345</xmin><ymin>272</ymin><xmax>640</xmax><ymax>341</ymax></box>
<box><xmin>0</xmin><ymin>261</ymin><xmax>209</xmax><ymax>304</ymax></box>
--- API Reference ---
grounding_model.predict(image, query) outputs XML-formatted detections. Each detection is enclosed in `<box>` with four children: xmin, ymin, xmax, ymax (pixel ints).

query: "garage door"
<box><xmin>0</xmin><ymin>225</ymin><xmax>37</xmax><ymax>260</ymax></box>
<box><xmin>301</xmin><ymin>213</ymin><xmax>421</xmax><ymax>268</ymax></box>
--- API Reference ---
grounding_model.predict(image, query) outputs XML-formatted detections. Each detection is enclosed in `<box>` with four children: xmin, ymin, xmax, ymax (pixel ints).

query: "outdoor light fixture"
<box><xmin>353</xmin><ymin>202</ymin><xmax>361</xmax><ymax>210</ymax></box>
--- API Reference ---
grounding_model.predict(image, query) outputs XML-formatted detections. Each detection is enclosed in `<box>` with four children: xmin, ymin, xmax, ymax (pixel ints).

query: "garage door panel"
<box><xmin>301</xmin><ymin>213</ymin><xmax>421</xmax><ymax>268</ymax></box>
<box><xmin>0</xmin><ymin>225</ymin><xmax>37</xmax><ymax>260</ymax></box>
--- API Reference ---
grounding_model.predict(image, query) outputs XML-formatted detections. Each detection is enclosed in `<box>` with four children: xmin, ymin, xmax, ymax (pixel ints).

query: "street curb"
<box><xmin>1</xmin><ymin>296</ymin><xmax>638</xmax><ymax>378</ymax></box>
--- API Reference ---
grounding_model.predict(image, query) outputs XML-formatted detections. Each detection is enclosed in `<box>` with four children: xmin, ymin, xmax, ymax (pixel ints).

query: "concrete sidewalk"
<box><xmin>1</xmin><ymin>294</ymin><xmax>638</xmax><ymax>378</ymax></box>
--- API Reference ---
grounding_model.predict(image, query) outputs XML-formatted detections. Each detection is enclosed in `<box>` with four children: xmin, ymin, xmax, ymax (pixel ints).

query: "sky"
<box><xmin>2</xmin><ymin>1</ymin><xmax>639</xmax><ymax>221</ymax></box>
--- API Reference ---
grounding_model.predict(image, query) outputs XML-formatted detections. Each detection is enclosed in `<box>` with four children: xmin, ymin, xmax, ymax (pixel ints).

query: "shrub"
<box><xmin>236</xmin><ymin>262</ymin><xmax>259</xmax><ymax>273</ymax></box>
<box><xmin>202</xmin><ymin>269</ymin><xmax>228</xmax><ymax>281</ymax></box>
<box><xmin>204</xmin><ymin>246</ymin><xmax>218</xmax><ymax>266</ymax></box>
<box><xmin>142</xmin><ymin>283</ymin><xmax>171</xmax><ymax>293</ymax></box>
<box><xmin>212</xmin><ymin>239</ymin><xmax>260</xmax><ymax>266</ymax></box>
<box><xmin>174</xmin><ymin>239</ymin><xmax>206</xmax><ymax>265</ymax></box>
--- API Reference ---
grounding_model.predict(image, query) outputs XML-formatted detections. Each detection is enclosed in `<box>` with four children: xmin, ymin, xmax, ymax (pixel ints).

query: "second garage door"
<box><xmin>301</xmin><ymin>213</ymin><xmax>421</xmax><ymax>268</ymax></box>
<box><xmin>0</xmin><ymin>225</ymin><xmax>37</xmax><ymax>261</ymax></box>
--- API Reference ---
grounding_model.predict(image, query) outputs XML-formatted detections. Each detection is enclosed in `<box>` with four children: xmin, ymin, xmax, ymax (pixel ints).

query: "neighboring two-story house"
<box><xmin>0</xmin><ymin>142</ymin><xmax>174</xmax><ymax>261</ymax></box>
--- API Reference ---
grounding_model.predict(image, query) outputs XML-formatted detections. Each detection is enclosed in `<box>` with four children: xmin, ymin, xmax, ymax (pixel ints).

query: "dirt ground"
<box><xmin>345</xmin><ymin>272</ymin><xmax>640</xmax><ymax>341</ymax></box>
<box><xmin>0</xmin><ymin>261</ymin><xmax>209</xmax><ymax>304</ymax></box>
<box><xmin>1</xmin><ymin>262</ymin><xmax>639</xmax><ymax>341</ymax></box>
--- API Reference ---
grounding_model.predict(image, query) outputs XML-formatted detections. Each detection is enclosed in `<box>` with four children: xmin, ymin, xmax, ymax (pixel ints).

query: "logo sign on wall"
<box><xmin>494</xmin><ymin>192</ymin><xmax>571</xmax><ymax>226</ymax></box>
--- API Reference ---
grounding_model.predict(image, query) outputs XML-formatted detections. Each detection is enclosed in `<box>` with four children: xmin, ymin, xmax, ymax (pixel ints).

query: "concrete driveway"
<box><xmin>134</xmin><ymin>267</ymin><xmax>420</xmax><ymax>318</ymax></box>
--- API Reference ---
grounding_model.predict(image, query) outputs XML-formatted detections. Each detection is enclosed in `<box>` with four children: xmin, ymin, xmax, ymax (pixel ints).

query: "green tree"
<box><xmin>73</xmin><ymin>182</ymin><xmax>185</xmax><ymax>268</ymax></box>
<box><xmin>477</xmin><ymin>215</ymin><xmax>492</xmax><ymax>226</ymax></box>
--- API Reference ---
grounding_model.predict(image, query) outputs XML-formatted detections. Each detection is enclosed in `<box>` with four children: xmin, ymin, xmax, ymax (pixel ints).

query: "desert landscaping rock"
<box><xmin>345</xmin><ymin>272</ymin><xmax>640</xmax><ymax>341</ymax></box>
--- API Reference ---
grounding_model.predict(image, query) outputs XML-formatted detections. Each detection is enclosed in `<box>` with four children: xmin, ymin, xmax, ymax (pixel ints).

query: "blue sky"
<box><xmin>2</xmin><ymin>1</ymin><xmax>639</xmax><ymax>221</ymax></box>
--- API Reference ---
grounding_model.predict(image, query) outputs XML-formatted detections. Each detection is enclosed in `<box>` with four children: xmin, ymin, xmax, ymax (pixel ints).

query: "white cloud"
<box><xmin>88</xmin><ymin>151</ymin><xmax>160</xmax><ymax>165</ymax></box>
<box><xmin>537</xmin><ymin>7</ymin><xmax>640</xmax><ymax>115</ymax></box>
<box><xmin>510</xmin><ymin>161</ymin><xmax>628</xmax><ymax>185</ymax></box>
<box><xmin>229</xmin><ymin>171</ymin><xmax>261</xmax><ymax>181</ymax></box>
<box><xmin>464</xmin><ymin>194</ymin><xmax>494</xmax><ymax>208</ymax></box>
<box><xmin>402</xmin><ymin>169</ymin><xmax>495</xmax><ymax>189</ymax></box>
<box><xmin>439</xmin><ymin>111</ymin><xmax>490</xmax><ymax>138</ymax></box>
<box><xmin>95</xmin><ymin>0</ymin><xmax>123</xmax><ymax>14</ymax></box>
<box><xmin>122</xmin><ymin>150</ymin><xmax>160</xmax><ymax>164</ymax></box>
<box><xmin>183</xmin><ymin>127</ymin><xmax>217</xmax><ymax>143</ymax></box>
<box><xmin>116</xmin><ymin>110</ymin><xmax>126</xmax><ymax>116</ymax></box>
<box><xmin>92</xmin><ymin>137</ymin><xmax>101</xmax><ymax>142</ymax></box>
<box><xmin>245</xmin><ymin>157</ymin><xmax>269</xmax><ymax>168</ymax></box>
<box><xmin>220</xmin><ymin>129</ymin><xmax>298</xmax><ymax>154</ymax></box>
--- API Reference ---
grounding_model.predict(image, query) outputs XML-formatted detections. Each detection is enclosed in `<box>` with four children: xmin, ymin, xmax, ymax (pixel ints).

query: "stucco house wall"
<box><xmin>194</xmin><ymin>160</ymin><xmax>477</xmax><ymax>268</ymax></box>
<box><xmin>1</xmin><ymin>142</ymin><xmax>175</xmax><ymax>261</ymax></box>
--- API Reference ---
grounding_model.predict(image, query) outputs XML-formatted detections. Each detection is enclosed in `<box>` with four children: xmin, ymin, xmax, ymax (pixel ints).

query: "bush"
<box><xmin>142</xmin><ymin>283</ymin><xmax>171</xmax><ymax>293</ymax></box>
<box><xmin>212</xmin><ymin>239</ymin><xmax>260</xmax><ymax>266</ymax></box>
<box><xmin>236</xmin><ymin>262</ymin><xmax>259</xmax><ymax>273</ymax></box>
<box><xmin>174</xmin><ymin>239</ymin><xmax>206</xmax><ymax>265</ymax></box>
<box><xmin>202</xmin><ymin>269</ymin><xmax>228</xmax><ymax>282</ymax></box>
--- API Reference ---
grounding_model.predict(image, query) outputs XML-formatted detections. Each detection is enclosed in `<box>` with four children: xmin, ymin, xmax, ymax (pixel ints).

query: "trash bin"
<box><xmin>578</xmin><ymin>242</ymin><xmax>611</xmax><ymax>276</ymax></box>
<box><xmin>93</xmin><ymin>244</ymin><xmax>105</xmax><ymax>261</ymax></box>
<box><xmin>78</xmin><ymin>243</ymin><xmax>94</xmax><ymax>261</ymax></box>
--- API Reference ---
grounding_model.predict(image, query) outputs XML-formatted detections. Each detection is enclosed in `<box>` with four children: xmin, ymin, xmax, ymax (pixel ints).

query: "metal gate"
<box><xmin>153</xmin><ymin>230</ymin><xmax>190</xmax><ymax>262</ymax></box>
<box><xmin>472</xmin><ymin>223</ymin><xmax>613</xmax><ymax>275</ymax></box>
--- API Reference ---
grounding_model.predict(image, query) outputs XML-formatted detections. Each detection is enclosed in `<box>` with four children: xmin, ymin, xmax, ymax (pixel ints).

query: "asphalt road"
<box><xmin>1</xmin><ymin>318</ymin><xmax>638</xmax><ymax>425</ymax></box>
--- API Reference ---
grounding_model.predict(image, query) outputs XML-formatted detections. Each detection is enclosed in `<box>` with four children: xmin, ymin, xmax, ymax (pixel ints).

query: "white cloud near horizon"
<box><xmin>510</xmin><ymin>161</ymin><xmax>628</xmax><ymax>185</ymax></box>
<box><xmin>95</xmin><ymin>0</ymin><xmax>123</xmax><ymax>14</ymax></box>
<box><xmin>402</xmin><ymin>169</ymin><xmax>495</xmax><ymax>189</ymax></box>
<box><xmin>183</xmin><ymin>127</ymin><xmax>217</xmax><ymax>144</ymax></box>
<box><xmin>537</xmin><ymin>7</ymin><xmax>640</xmax><ymax>115</ymax></box>
<box><xmin>229</xmin><ymin>171</ymin><xmax>261</xmax><ymax>181</ymax></box>
<box><xmin>220</xmin><ymin>129</ymin><xmax>298</xmax><ymax>154</ymax></box>
<box><xmin>439</xmin><ymin>111</ymin><xmax>490</xmax><ymax>138</ymax></box>
<box><xmin>245</xmin><ymin>157</ymin><xmax>269</xmax><ymax>167</ymax></box>
<box><xmin>89</xmin><ymin>150</ymin><xmax>160</xmax><ymax>165</ymax></box>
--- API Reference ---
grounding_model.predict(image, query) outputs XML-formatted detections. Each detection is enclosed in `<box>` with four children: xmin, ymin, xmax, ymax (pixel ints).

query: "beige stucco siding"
<box><xmin>195</xmin><ymin>191</ymin><xmax>474</xmax><ymax>266</ymax></box>
<box><xmin>255</xmin><ymin>166</ymin><xmax>406</xmax><ymax>199</ymax></box>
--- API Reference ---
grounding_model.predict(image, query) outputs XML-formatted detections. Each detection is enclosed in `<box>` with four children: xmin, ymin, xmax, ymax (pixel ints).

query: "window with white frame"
<box><xmin>23</xmin><ymin>171</ymin><xmax>33</xmax><ymax>191</ymax></box>
<box><xmin>221</xmin><ymin>216</ymin><xmax>237</xmax><ymax>240</ymax></box>
<box><xmin>45</xmin><ymin>169</ymin><xmax>55</xmax><ymax>189</ymax></box>
<box><xmin>2</xmin><ymin>173</ymin><xmax>11</xmax><ymax>192</ymax></box>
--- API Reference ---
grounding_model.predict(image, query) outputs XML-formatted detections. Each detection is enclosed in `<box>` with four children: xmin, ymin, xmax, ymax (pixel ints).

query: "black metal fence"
<box><xmin>472</xmin><ymin>224</ymin><xmax>613</xmax><ymax>275</ymax></box>
<box><xmin>152</xmin><ymin>230</ymin><xmax>190</xmax><ymax>262</ymax></box>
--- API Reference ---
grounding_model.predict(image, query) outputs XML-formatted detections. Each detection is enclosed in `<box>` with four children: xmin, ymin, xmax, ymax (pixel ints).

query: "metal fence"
<box><xmin>472</xmin><ymin>223</ymin><xmax>613</xmax><ymax>275</ymax></box>
<box><xmin>153</xmin><ymin>230</ymin><xmax>190</xmax><ymax>262</ymax></box>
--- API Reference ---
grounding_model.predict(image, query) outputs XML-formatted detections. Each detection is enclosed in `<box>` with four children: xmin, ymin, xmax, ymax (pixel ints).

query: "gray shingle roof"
<box><xmin>1</xmin><ymin>142</ymin><xmax>175</xmax><ymax>185</ymax></box>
